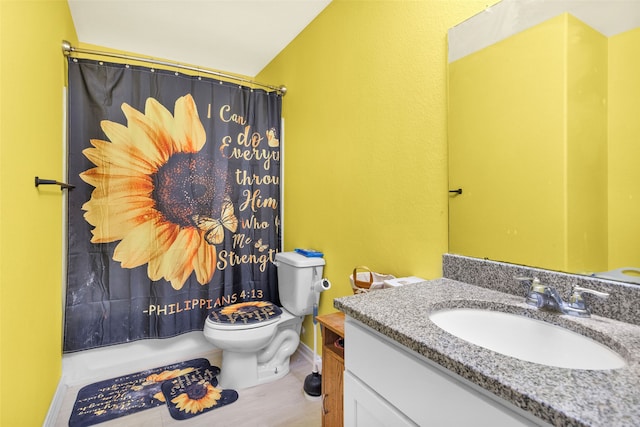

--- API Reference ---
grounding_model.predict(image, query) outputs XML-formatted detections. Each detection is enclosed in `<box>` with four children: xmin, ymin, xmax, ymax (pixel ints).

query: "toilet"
<box><xmin>203</xmin><ymin>251</ymin><xmax>328</xmax><ymax>389</ymax></box>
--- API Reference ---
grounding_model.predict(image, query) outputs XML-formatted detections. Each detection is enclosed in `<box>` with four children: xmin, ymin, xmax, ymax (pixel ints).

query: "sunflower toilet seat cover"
<box><xmin>208</xmin><ymin>301</ymin><xmax>282</xmax><ymax>325</ymax></box>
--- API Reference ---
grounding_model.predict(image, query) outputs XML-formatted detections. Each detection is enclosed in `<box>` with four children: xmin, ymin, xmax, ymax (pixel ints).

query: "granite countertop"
<box><xmin>334</xmin><ymin>278</ymin><xmax>640</xmax><ymax>427</ymax></box>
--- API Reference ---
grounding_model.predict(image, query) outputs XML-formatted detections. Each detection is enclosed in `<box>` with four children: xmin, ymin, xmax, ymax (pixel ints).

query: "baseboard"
<box><xmin>298</xmin><ymin>341</ymin><xmax>322</xmax><ymax>374</ymax></box>
<box><xmin>43</xmin><ymin>380</ymin><xmax>68</xmax><ymax>427</ymax></box>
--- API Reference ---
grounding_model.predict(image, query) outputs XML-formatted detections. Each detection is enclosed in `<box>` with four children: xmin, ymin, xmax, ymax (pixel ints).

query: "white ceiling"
<box><xmin>449</xmin><ymin>0</ymin><xmax>640</xmax><ymax>62</ymax></box>
<box><xmin>67</xmin><ymin>0</ymin><xmax>332</xmax><ymax>77</ymax></box>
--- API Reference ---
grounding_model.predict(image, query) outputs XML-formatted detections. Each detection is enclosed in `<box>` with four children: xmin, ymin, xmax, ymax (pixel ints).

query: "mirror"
<box><xmin>447</xmin><ymin>0</ymin><xmax>640</xmax><ymax>285</ymax></box>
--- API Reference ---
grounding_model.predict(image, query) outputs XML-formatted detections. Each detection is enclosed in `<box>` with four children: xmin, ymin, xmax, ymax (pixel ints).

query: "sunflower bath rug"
<box><xmin>161</xmin><ymin>367</ymin><xmax>239</xmax><ymax>420</ymax></box>
<box><xmin>68</xmin><ymin>358</ymin><xmax>236</xmax><ymax>426</ymax></box>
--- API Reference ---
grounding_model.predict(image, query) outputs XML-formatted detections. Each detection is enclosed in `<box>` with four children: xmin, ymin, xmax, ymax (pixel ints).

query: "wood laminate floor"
<box><xmin>52</xmin><ymin>349</ymin><xmax>322</xmax><ymax>427</ymax></box>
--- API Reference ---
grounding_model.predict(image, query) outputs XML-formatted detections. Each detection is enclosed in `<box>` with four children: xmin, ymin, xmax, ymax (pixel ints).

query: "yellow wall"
<box><xmin>449</xmin><ymin>14</ymin><xmax>608</xmax><ymax>274</ymax></box>
<box><xmin>565</xmin><ymin>15</ymin><xmax>608</xmax><ymax>273</ymax></box>
<box><xmin>608</xmin><ymin>27</ymin><xmax>640</xmax><ymax>269</ymax></box>
<box><xmin>0</xmin><ymin>0</ymin><xmax>77</xmax><ymax>424</ymax></box>
<box><xmin>257</xmin><ymin>0</ymin><xmax>495</xmax><ymax>347</ymax></box>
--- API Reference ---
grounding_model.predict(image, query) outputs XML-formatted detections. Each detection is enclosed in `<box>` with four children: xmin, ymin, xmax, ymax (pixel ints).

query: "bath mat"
<box><xmin>161</xmin><ymin>367</ymin><xmax>239</xmax><ymax>420</ymax></box>
<box><xmin>68</xmin><ymin>358</ymin><xmax>217</xmax><ymax>427</ymax></box>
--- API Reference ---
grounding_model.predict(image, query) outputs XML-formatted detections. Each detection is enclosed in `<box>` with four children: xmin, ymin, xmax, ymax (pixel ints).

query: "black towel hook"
<box><xmin>449</xmin><ymin>188</ymin><xmax>463</xmax><ymax>195</ymax></box>
<box><xmin>35</xmin><ymin>176</ymin><xmax>75</xmax><ymax>190</ymax></box>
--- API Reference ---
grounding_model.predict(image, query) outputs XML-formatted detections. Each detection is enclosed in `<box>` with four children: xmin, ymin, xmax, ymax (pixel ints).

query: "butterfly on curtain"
<box><xmin>192</xmin><ymin>197</ymin><xmax>238</xmax><ymax>245</ymax></box>
<box><xmin>266</xmin><ymin>128</ymin><xmax>280</xmax><ymax>147</ymax></box>
<box><xmin>254</xmin><ymin>238</ymin><xmax>268</xmax><ymax>252</ymax></box>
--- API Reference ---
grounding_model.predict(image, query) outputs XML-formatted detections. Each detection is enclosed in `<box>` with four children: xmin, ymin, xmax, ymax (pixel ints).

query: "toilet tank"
<box><xmin>275</xmin><ymin>252</ymin><xmax>326</xmax><ymax>316</ymax></box>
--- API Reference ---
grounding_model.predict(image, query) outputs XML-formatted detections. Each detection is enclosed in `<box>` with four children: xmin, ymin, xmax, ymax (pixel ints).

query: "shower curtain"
<box><xmin>64</xmin><ymin>58</ymin><xmax>282</xmax><ymax>352</ymax></box>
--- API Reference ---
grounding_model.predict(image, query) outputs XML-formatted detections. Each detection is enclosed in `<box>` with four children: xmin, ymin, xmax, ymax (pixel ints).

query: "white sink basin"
<box><xmin>429</xmin><ymin>308</ymin><xmax>626</xmax><ymax>370</ymax></box>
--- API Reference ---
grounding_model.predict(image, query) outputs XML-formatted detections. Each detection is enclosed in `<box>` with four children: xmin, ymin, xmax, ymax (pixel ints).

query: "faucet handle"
<box><xmin>515</xmin><ymin>276</ymin><xmax>546</xmax><ymax>293</ymax></box>
<box><xmin>566</xmin><ymin>286</ymin><xmax>609</xmax><ymax>317</ymax></box>
<box><xmin>572</xmin><ymin>286</ymin><xmax>609</xmax><ymax>299</ymax></box>
<box><xmin>514</xmin><ymin>276</ymin><xmax>535</xmax><ymax>295</ymax></box>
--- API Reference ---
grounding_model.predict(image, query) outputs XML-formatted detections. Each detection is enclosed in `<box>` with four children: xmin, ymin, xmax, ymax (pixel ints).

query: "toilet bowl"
<box><xmin>204</xmin><ymin>305</ymin><xmax>302</xmax><ymax>389</ymax></box>
<box><xmin>202</xmin><ymin>251</ymin><xmax>328</xmax><ymax>389</ymax></box>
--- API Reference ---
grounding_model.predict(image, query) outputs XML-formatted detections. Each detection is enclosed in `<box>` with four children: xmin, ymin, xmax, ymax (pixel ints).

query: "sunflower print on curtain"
<box><xmin>64</xmin><ymin>58</ymin><xmax>282</xmax><ymax>352</ymax></box>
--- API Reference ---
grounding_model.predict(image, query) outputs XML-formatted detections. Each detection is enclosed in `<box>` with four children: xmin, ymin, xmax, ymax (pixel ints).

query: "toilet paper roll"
<box><xmin>313</xmin><ymin>278</ymin><xmax>331</xmax><ymax>293</ymax></box>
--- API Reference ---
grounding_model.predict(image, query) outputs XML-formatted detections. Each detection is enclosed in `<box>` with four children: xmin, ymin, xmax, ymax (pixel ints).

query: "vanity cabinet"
<box><xmin>316</xmin><ymin>312</ymin><xmax>345</xmax><ymax>427</ymax></box>
<box><xmin>344</xmin><ymin>317</ymin><xmax>544</xmax><ymax>427</ymax></box>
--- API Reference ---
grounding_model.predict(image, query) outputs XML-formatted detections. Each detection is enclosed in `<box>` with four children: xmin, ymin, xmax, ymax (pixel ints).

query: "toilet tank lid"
<box><xmin>275</xmin><ymin>251</ymin><xmax>326</xmax><ymax>267</ymax></box>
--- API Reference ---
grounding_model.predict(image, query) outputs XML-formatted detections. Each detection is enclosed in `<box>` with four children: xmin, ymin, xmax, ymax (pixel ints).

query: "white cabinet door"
<box><xmin>344</xmin><ymin>319</ymin><xmax>545</xmax><ymax>427</ymax></box>
<box><xmin>344</xmin><ymin>371</ymin><xmax>417</xmax><ymax>427</ymax></box>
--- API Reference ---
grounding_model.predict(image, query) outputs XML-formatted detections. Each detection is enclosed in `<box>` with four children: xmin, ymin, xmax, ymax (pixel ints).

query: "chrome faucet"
<box><xmin>514</xmin><ymin>277</ymin><xmax>609</xmax><ymax>317</ymax></box>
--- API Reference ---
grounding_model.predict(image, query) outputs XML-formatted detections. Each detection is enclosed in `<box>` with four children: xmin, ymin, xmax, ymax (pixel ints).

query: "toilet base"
<box><xmin>218</xmin><ymin>350</ymin><xmax>292</xmax><ymax>390</ymax></box>
<box><xmin>205</xmin><ymin>311</ymin><xmax>303</xmax><ymax>390</ymax></box>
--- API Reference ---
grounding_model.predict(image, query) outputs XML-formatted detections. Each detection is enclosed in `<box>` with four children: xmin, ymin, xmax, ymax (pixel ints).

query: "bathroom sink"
<box><xmin>429</xmin><ymin>308</ymin><xmax>626</xmax><ymax>370</ymax></box>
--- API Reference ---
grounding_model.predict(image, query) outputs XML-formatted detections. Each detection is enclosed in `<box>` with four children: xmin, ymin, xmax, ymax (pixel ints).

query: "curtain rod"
<box><xmin>61</xmin><ymin>40</ymin><xmax>287</xmax><ymax>96</ymax></box>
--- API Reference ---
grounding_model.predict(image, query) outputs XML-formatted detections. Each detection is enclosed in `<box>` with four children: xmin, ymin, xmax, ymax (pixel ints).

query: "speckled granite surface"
<box><xmin>334</xmin><ymin>259</ymin><xmax>640</xmax><ymax>426</ymax></box>
<box><xmin>443</xmin><ymin>254</ymin><xmax>640</xmax><ymax>326</ymax></box>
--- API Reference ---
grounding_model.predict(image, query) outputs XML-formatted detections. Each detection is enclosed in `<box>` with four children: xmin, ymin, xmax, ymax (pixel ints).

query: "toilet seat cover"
<box><xmin>208</xmin><ymin>301</ymin><xmax>282</xmax><ymax>326</ymax></box>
